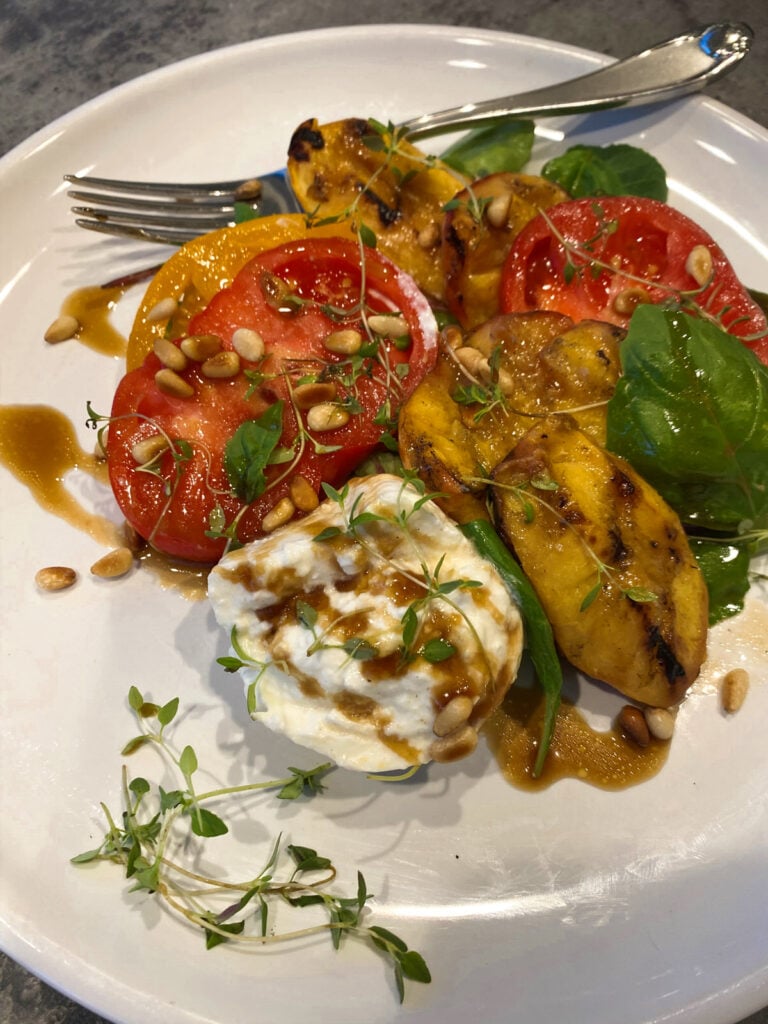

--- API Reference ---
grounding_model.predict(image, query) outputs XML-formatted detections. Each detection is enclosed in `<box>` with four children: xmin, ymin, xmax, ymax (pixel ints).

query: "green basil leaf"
<box><xmin>606</xmin><ymin>305</ymin><xmax>768</xmax><ymax>532</ymax></box>
<box><xmin>542</xmin><ymin>143</ymin><xmax>667</xmax><ymax>201</ymax></box>
<box><xmin>223</xmin><ymin>402</ymin><xmax>285</xmax><ymax>504</ymax></box>
<box><xmin>440</xmin><ymin>118</ymin><xmax>535</xmax><ymax>178</ymax></box>
<box><xmin>689</xmin><ymin>539</ymin><xmax>751</xmax><ymax>625</ymax></box>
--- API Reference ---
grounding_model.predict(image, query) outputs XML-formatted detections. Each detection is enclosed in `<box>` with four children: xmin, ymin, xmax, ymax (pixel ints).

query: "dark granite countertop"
<box><xmin>1</xmin><ymin>1</ymin><xmax>766</xmax><ymax>1022</ymax></box>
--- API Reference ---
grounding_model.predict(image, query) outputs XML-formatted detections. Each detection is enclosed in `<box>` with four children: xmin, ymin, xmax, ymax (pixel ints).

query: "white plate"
<box><xmin>1</xmin><ymin>24</ymin><xmax>767</xmax><ymax>1024</ymax></box>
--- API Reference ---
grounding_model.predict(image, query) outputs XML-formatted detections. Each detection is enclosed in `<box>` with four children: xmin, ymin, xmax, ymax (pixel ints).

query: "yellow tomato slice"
<box><xmin>127</xmin><ymin>214</ymin><xmax>357</xmax><ymax>368</ymax></box>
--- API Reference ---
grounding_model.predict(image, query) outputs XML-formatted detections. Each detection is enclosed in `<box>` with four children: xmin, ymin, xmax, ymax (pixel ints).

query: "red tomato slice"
<box><xmin>499</xmin><ymin>196</ymin><xmax>768</xmax><ymax>362</ymax></box>
<box><xmin>107</xmin><ymin>237</ymin><xmax>438</xmax><ymax>562</ymax></box>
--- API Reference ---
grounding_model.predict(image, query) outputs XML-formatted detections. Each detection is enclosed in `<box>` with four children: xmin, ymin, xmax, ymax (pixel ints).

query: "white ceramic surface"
<box><xmin>1</xmin><ymin>24</ymin><xmax>767</xmax><ymax>1024</ymax></box>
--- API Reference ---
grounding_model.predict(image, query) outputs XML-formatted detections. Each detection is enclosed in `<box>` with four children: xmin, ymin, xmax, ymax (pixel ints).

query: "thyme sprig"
<box><xmin>315</xmin><ymin>476</ymin><xmax>489</xmax><ymax>668</ymax></box>
<box><xmin>72</xmin><ymin>689</ymin><xmax>430</xmax><ymax>1003</ymax></box>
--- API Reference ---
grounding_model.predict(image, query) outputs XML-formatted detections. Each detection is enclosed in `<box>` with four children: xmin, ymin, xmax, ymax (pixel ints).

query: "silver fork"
<box><xmin>65</xmin><ymin>22</ymin><xmax>752</xmax><ymax>246</ymax></box>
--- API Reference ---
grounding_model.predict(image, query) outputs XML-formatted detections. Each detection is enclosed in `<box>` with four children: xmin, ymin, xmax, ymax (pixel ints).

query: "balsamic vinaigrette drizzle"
<box><xmin>0</xmin><ymin>283</ymin><xmax>670</xmax><ymax>789</ymax></box>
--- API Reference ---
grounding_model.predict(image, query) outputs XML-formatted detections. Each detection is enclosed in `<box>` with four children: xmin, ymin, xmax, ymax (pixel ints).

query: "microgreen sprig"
<box><xmin>72</xmin><ymin>689</ymin><xmax>430</xmax><ymax>1003</ymax></box>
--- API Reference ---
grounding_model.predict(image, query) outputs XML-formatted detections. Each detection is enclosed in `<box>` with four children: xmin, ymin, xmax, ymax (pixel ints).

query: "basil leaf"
<box><xmin>606</xmin><ymin>305</ymin><xmax>768</xmax><ymax>533</ymax></box>
<box><xmin>440</xmin><ymin>118</ymin><xmax>534</xmax><ymax>178</ymax></box>
<box><xmin>689</xmin><ymin>539</ymin><xmax>751</xmax><ymax>625</ymax></box>
<box><xmin>224</xmin><ymin>402</ymin><xmax>285</xmax><ymax>504</ymax></box>
<box><xmin>542</xmin><ymin>143</ymin><xmax>667</xmax><ymax>201</ymax></box>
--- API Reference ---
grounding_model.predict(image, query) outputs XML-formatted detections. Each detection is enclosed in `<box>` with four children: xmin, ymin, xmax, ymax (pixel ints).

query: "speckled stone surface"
<box><xmin>1</xmin><ymin>1</ymin><xmax>767</xmax><ymax>1022</ymax></box>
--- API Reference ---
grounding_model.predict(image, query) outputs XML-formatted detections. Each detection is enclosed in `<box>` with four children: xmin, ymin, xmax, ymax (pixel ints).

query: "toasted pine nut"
<box><xmin>289</xmin><ymin>474</ymin><xmax>320</xmax><ymax>512</ymax></box>
<box><xmin>293</xmin><ymin>382</ymin><xmax>337</xmax><ymax>410</ymax></box>
<box><xmin>367</xmin><ymin>313</ymin><xmax>408</xmax><ymax>338</ymax></box>
<box><xmin>618</xmin><ymin>705</ymin><xmax>650</xmax><ymax>747</ymax></box>
<box><xmin>612</xmin><ymin>287</ymin><xmax>651</xmax><ymax>316</ymax></box>
<box><xmin>201</xmin><ymin>350</ymin><xmax>241</xmax><ymax>379</ymax></box>
<box><xmin>441</xmin><ymin>325</ymin><xmax>464</xmax><ymax>351</ymax></box>
<box><xmin>261</xmin><ymin>497</ymin><xmax>296</xmax><ymax>533</ymax></box>
<box><xmin>131</xmin><ymin>433</ymin><xmax>169</xmax><ymax>465</ymax></box>
<box><xmin>90</xmin><ymin>546</ymin><xmax>134</xmax><ymax>579</ymax></box>
<box><xmin>722</xmin><ymin>668</ymin><xmax>749</xmax><ymax>713</ymax></box>
<box><xmin>44</xmin><ymin>314</ymin><xmax>80</xmax><ymax>344</ymax></box>
<box><xmin>306</xmin><ymin>402</ymin><xmax>350</xmax><ymax>432</ymax></box>
<box><xmin>486</xmin><ymin>192</ymin><xmax>511</xmax><ymax>229</ymax></box>
<box><xmin>122</xmin><ymin>521</ymin><xmax>147</xmax><ymax>554</ymax></box>
<box><xmin>233</xmin><ymin>177</ymin><xmax>263</xmax><ymax>201</ymax></box>
<box><xmin>429</xmin><ymin>723</ymin><xmax>478</xmax><ymax>763</ymax></box>
<box><xmin>153</xmin><ymin>336</ymin><xmax>188</xmax><ymax>372</ymax></box>
<box><xmin>417</xmin><ymin>222</ymin><xmax>441</xmax><ymax>249</ymax></box>
<box><xmin>231</xmin><ymin>327</ymin><xmax>265</xmax><ymax>362</ymax></box>
<box><xmin>35</xmin><ymin>566</ymin><xmax>77</xmax><ymax>591</ymax></box>
<box><xmin>434</xmin><ymin>695</ymin><xmax>474</xmax><ymax>737</ymax></box>
<box><xmin>324</xmin><ymin>328</ymin><xmax>363</xmax><ymax>355</ymax></box>
<box><xmin>147</xmin><ymin>296</ymin><xmax>178</xmax><ymax>322</ymax></box>
<box><xmin>181</xmin><ymin>333</ymin><xmax>222</xmax><ymax>361</ymax></box>
<box><xmin>685</xmin><ymin>244</ymin><xmax>713</xmax><ymax>287</ymax></box>
<box><xmin>155</xmin><ymin>368</ymin><xmax>195</xmax><ymax>398</ymax></box>
<box><xmin>644</xmin><ymin>706</ymin><xmax>675</xmax><ymax>741</ymax></box>
<box><xmin>455</xmin><ymin>345</ymin><xmax>488</xmax><ymax>379</ymax></box>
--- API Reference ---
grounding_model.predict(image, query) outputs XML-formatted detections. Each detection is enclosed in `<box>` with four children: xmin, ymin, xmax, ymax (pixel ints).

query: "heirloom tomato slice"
<box><xmin>499</xmin><ymin>195</ymin><xmax>768</xmax><ymax>363</ymax></box>
<box><xmin>107</xmin><ymin>236</ymin><xmax>438</xmax><ymax>563</ymax></box>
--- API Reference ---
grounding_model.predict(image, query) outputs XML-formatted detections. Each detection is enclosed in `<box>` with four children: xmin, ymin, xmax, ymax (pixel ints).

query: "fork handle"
<box><xmin>401</xmin><ymin>22</ymin><xmax>753</xmax><ymax>139</ymax></box>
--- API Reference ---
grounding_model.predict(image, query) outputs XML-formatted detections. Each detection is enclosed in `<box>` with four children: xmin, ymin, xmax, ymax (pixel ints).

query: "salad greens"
<box><xmin>541</xmin><ymin>143</ymin><xmax>668</xmax><ymax>201</ymax></box>
<box><xmin>440</xmin><ymin>119</ymin><xmax>535</xmax><ymax>178</ymax></box>
<box><xmin>606</xmin><ymin>304</ymin><xmax>768</xmax><ymax>620</ymax></box>
<box><xmin>440</xmin><ymin>120</ymin><xmax>667</xmax><ymax>200</ymax></box>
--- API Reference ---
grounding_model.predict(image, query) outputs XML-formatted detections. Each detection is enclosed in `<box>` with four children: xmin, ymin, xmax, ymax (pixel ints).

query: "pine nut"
<box><xmin>289</xmin><ymin>474</ymin><xmax>320</xmax><ymax>512</ymax></box>
<box><xmin>122</xmin><ymin>521</ymin><xmax>147</xmax><ymax>554</ymax></box>
<box><xmin>618</xmin><ymin>705</ymin><xmax>650</xmax><ymax>747</ymax></box>
<box><xmin>644</xmin><ymin>706</ymin><xmax>675</xmax><ymax>741</ymax></box>
<box><xmin>455</xmin><ymin>346</ymin><xmax>488</xmax><ymax>379</ymax></box>
<box><xmin>261</xmin><ymin>497</ymin><xmax>295</xmax><ymax>533</ymax></box>
<box><xmin>153</xmin><ymin>336</ymin><xmax>188</xmax><ymax>372</ymax></box>
<box><xmin>146</xmin><ymin>296</ymin><xmax>179</xmax><ymax>322</ymax></box>
<box><xmin>306</xmin><ymin>402</ymin><xmax>350</xmax><ymax>432</ymax></box>
<box><xmin>155</xmin><ymin>368</ymin><xmax>195</xmax><ymax>398</ymax></box>
<box><xmin>91</xmin><ymin>546</ymin><xmax>134</xmax><ymax>579</ymax></box>
<box><xmin>233</xmin><ymin>177</ymin><xmax>263</xmax><ymax>201</ymax></box>
<box><xmin>612</xmin><ymin>287</ymin><xmax>651</xmax><ymax>316</ymax></box>
<box><xmin>722</xmin><ymin>668</ymin><xmax>749</xmax><ymax>713</ymax></box>
<box><xmin>44</xmin><ymin>314</ymin><xmax>80</xmax><ymax>344</ymax></box>
<box><xmin>685</xmin><ymin>244</ymin><xmax>713</xmax><ymax>287</ymax></box>
<box><xmin>201</xmin><ymin>350</ymin><xmax>241</xmax><ymax>379</ymax></box>
<box><xmin>324</xmin><ymin>328</ymin><xmax>363</xmax><ymax>355</ymax></box>
<box><xmin>486</xmin><ymin>192</ymin><xmax>511</xmax><ymax>229</ymax></box>
<box><xmin>367</xmin><ymin>314</ymin><xmax>408</xmax><ymax>338</ymax></box>
<box><xmin>441</xmin><ymin>325</ymin><xmax>464</xmax><ymax>351</ymax></box>
<box><xmin>131</xmin><ymin>433</ymin><xmax>168</xmax><ymax>465</ymax></box>
<box><xmin>433</xmin><ymin>695</ymin><xmax>474</xmax><ymax>737</ymax></box>
<box><xmin>35</xmin><ymin>566</ymin><xmax>77</xmax><ymax>591</ymax></box>
<box><xmin>417</xmin><ymin>222</ymin><xmax>441</xmax><ymax>249</ymax></box>
<box><xmin>231</xmin><ymin>327</ymin><xmax>265</xmax><ymax>362</ymax></box>
<box><xmin>429</xmin><ymin>723</ymin><xmax>478</xmax><ymax>763</ymax></box>
<box><xmin>181</xmin><ymin>333</ymin><xmax>222</xmax><ymax>361</ymax></box>
<box><xmin>294</xmin><ymin>382</ymin><xmax>337</xmax><ymax>410</ymax></box>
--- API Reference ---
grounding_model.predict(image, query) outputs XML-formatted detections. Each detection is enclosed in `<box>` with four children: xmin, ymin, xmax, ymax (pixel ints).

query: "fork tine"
<box><xmin>67</xmin><ymin>189</ymin><xmax>238</xmax><ymax>214</ymax></box>
<box><xmin>66</xmin><ymin>168</ymin><xmax>301</xmax><ymax>242</ymax></box>
<box><xmin>72</xmin><ymin>205</ymin><xmax>240</xmax><ymax>233</ymax></box>
<box><xmin>63</xmin><ymin>173</ymin><xmax>246</xmax><ymax>200</ymax></box>
<box><xmin>74</xmin><ymin>218</ymin><xmax>207</xmax><ymax>245</ymax></box>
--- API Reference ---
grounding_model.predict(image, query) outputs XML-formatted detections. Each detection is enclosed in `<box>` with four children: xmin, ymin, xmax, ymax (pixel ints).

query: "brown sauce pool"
<box><xmin>485</xmin><ymin>683</ymin><xmax>669</xmax><ymax>790</ymax></box>
<box><xmin>62</xmin><ymin>283</ymin><xmax>130</xmax><ymax>358</ymax></box>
